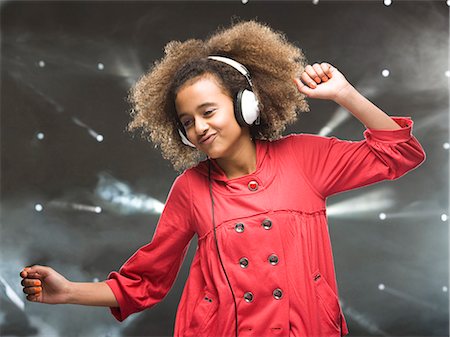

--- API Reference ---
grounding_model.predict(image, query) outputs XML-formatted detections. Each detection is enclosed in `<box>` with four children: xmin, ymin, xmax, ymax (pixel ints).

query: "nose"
<box><xmin>194</xmin><ymin>116</ymin><xmax>208</xmax><ymax>135</ymax></box>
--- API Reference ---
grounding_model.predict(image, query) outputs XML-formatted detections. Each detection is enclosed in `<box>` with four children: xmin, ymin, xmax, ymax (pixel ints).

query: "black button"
<box><xmin>235</xmin><ymin>223</ymin><xmax>245</xmax><ymax>233</ymax></box>
<box><xmin>239</xmin><ymin>257</ymin><xmax>249</xmax><ymax>268</ymax></box>
<box><xmin>268</xmin><ymin>254</ymin><xmax>279</xmax><ymax>265</ymax></box>
<box><xmin>273</xmin><ymin>288</ymin><xmax>283</xmax><ymax>300</ymax></box>
<box><xmin>244</xmin><ymin>292</ymin><xmax>254</xmax><ymax>302</ymax></box>
<box><xmin>262</xmin><ymin>219</ymin><xmax>272</xmax><ymax>230</ymax></box>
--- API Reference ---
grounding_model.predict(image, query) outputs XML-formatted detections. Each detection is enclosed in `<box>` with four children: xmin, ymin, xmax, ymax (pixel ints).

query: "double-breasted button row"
<box><xmin>243</xmin><ymin>288</ymin><xmax>284</xmax><ymax>302</ymax></box>
<box><xmin>234</xmin><ymin>219</ymin><xmax>273</xmax><ymax>233</ymax></box>
<box><xmin>238</xmin><ymin>254</ymin><xmax>279</xmax><ymax>268</ymax></box>
<box><xmin>234</xmin><ymin>218</ymin><xmax>283</xmax><ymax>304</ymax></box>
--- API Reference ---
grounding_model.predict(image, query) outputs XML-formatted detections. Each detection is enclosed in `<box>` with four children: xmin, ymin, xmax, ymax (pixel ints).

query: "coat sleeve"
<box><xmin>105</xmin><ymin>172</ymin><xmax>195</xmax><ymax>322</ymax></box>
<box><xmin>288</xmin><ymin>117</ymin><xmax>426</xmax><ymax>198</ymax></box>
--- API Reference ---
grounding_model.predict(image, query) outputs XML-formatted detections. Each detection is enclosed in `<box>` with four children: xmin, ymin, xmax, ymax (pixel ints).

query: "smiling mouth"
<box><xmin>200</xmin><ymin>133</ymin><xmax>217</xmax><ymax>144</ymax></box>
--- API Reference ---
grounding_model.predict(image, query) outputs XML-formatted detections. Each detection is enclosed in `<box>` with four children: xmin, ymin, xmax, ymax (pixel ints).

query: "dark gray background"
<box><xmin>1</xmin><ymin>1</ymin><xmax>448</xmax><ymax>336</ymax></box>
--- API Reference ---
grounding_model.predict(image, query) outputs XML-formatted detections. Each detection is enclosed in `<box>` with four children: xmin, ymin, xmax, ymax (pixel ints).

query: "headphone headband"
<box><xmin>207</xmin><ymin>56</ymin><xmax>254</xmax><ymax>88</ymax></box>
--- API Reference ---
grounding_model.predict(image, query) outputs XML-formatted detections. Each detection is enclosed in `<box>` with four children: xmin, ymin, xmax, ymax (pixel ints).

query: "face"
<box><xmin>175</xmin><ymin>75</ymin><xmax>251</xmax><ymax>160</ymax></box>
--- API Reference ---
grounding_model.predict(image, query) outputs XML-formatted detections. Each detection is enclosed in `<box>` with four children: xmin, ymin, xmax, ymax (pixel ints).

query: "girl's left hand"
<box><xmin>293</xmin><ymin>62</ymin><xmax>352</xmax><ymax>102</ymax></box>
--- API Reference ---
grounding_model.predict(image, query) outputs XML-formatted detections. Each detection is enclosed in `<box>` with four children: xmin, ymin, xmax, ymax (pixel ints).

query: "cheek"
<box><xmin>217</xmin><ymin>113</ymin><xmax>236</xmax><ymax>130</ymax></box>
<box><xmin>217</xmin><ymin>105</ymin><xmax>239</xmax><ymax>130</ymax></box>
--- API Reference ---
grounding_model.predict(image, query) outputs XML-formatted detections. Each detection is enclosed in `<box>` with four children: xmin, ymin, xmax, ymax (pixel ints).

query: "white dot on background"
<box><xmin>38</xmin><ymin>60</ymin><xmax>45</xmax><ymax>68</ymax></box>
<box><xmin>35</xmin><ymin>204</ymin><xmax>43</xmax><ymax>212</ymax></box>
<box><xmin>382</xmin><ymin>69</ymin><xmax>390</xmax><ymax>77</ymax></box>
<box><xmin>443</xmin><ymin>142</ymin><xmax>450</xmax><ymax>150</ymax></box>
<box><xmin>96</xmin><ymin>134</ymin><xmax>104</xmax><ymax>142</ymax></box>
<box><xmin>441</xmin><ymin>214</ymin><xmax>448</xmax><ymax>222</ymax></box>
<box><xmin>447</xmin><ymin>0</ymin><xmax>450</xmax><ymax>7</ymax></box>
<box><xmin>97</xmin><ymin>63</ymin><xmax>104</xmax><ymax>70</ymax></box>
<box><xmin>241</xmin><ymin>0</ymin><xmax>248</xmax><ymax>4</ymax></box>
<box><xmin>383</xmin><ymin>0</ymin><xmax>392</xmax><ymax>6</ymax></box>
<box><xmin>95</xmin><ymin>206</ymin><xmax>102</xmax><ymax>214</ymax></box>
<box><xmin>378</xmin><ymin>283</ymin><xmax>385</xmax><ymax>291</ymax></box>
<box><xmin>312</xmin><ymin>0</ymin><xmax>319</xmax><ymax>4</ymax></box>
<box><xmin>379</xmin><ymin>213</ymin><xmax>387</xmax><ymax>220</ymax></box>
<box><xmin>36</xmin><ymin>132</ymin><xmax>45</xmax><ymax>140</ymax></box>
<box><xmin>445</xmin><ymin>70</ymin><xmax>450</xmax><ymax>78</ymax></box>
<box><xmin>93</xmin><ymin>277</ymin><xmax>100</xmax><ymax>282</ymax></box>
<box><xmin>443</xmin><ymin>286</ymin><xmax>448</xmax><ymax>292</ymax></box>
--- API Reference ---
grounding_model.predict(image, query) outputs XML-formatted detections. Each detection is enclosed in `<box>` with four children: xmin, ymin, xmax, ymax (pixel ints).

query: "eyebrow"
<box><xmin>178</xmin><ymin>102</ymin><xmax>217</xmax><ymax>119</ymax></box>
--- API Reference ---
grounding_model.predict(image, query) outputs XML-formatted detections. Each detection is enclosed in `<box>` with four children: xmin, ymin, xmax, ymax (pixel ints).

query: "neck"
<box><xmin>215</xmin><ymin>137</ymin><xmax>257</xmax><ymax>180</ymax></box>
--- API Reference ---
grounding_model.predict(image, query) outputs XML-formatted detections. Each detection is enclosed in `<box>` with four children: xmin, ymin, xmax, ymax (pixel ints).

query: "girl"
<box><xmin>20</xmin><ymin>20</ymin><xmax>425</xmax><ymax>337</ymax></box>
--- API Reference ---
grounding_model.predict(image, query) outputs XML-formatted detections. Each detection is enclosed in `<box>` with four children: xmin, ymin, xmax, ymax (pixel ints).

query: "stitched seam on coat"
<box><xmin>197</xmin><ymin>208</ymin><xmax>327</xmax><ymax>241</ymax></box>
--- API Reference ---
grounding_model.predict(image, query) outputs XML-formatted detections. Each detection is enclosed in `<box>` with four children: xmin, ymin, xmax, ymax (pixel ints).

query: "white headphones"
<box><xmin>178</xmin><ymin>56</ymin><xmax>260</xmax><ymax>148</ymax></box>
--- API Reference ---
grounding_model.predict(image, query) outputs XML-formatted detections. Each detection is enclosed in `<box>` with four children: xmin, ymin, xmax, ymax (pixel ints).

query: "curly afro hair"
<box><xmin>127</xmin><ymin>20</ymin><xmax>310</xmax><ymax>171</ymax></box>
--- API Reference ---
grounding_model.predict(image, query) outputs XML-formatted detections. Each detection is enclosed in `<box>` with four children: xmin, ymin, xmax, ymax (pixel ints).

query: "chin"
<box><xmin>204</xmin><ymin>150</ymin><xmax>222</xmax><ymax>160</ymax></box>
<box><xmin>201</xmin><ymin>146</ymin><xmax>226</xmax><ymax>160</ymax></box>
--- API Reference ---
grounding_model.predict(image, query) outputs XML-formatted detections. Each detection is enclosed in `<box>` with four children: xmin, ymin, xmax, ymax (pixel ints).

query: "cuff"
<box><xmin>364</xmin><ymin>117</ymin><xmax>413</xmax><ymax>143</ymax></box>
<box><xmin>105</xmin><ymin>277</ymin><xmax>127</xmax><ymax>322</ymax></box>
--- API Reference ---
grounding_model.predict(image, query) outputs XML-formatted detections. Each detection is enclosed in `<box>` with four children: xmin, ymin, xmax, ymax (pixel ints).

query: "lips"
<box><xmin>199</xmin><ymin>133</ymin><xmax>217</xmax><ymax>145</ymax></box>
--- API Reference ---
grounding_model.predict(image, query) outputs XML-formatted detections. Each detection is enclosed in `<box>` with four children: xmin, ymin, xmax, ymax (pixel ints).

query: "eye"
<box><xmin>204</xmin><ymin>109</ymin><xmax>216</xmax><ymax>116</ymax></box>
<box><xmin>182</xmin><ymin>119</ymin><xmax>193</xmax><ymax>128</ymax></box>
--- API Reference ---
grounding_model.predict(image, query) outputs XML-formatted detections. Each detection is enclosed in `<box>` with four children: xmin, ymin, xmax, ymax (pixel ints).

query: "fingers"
<box><xmin>20</xmin><ymin>265</ymin><xmax>45</xmax><ymax>301</ymax></box>
<box><xmin>20</xmin><ymin>269</ymin><xmax>29</xmax><ymax>278</ymax></box>
<box><xmin>293</xmin><ymin>78</ymin><xmax>313</xmax><ymax>97</ymax></box>
<box><xmin>302</xmin><ymin>62</ymin><xmax>333</xmax><ymax>88</ymax></box>
<box><xmin>301</xmin><ymin>70</ymin><xmax>317</xmax><ymax>89</ymax></box>
<box><xmin>305</xmin><ymin>64</ymin><xmax>322</xmax><ymax>84</ymax></box>
<box><xmin>312</xmin><ymin>63</ymin><xmax>328</xmax><ymax>82</ymax></box>
<box><xmin>21</xmin><ymin>268</ymin><xmax>43</xmax><ymax>291</ymax></box>
<box><xmin>21</xmin><ymin>278</ymin><xmax>42</xmax><ymax>287</ymax></box>
<box><xmin>23</xmin><ymin>286</ymin><xmax>42</xmax><ymax>295</ymax></box>
<box><xmin>20</xmin><ymin>265</ymin><xmax>48</xmax><ymax>279</ymax></box>
<box><xmin>20</xmin><ymin>265</ymin><xmax>50</xmax><ymax>302</ymax></box>
<box><xmin>26</xmin><ymin>294</ymin><xmax>40</xmax><ymax>302</ymax></box>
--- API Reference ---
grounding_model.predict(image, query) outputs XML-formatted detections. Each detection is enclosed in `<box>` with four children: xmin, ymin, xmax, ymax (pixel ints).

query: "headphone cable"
<box><xmin>208</xmin><ymin>160</ymin><xmax>239</xmax><ymax>337</ymax></box>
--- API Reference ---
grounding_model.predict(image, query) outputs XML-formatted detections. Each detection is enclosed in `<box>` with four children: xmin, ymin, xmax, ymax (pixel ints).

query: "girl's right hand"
<box><xmin>20</xmin><ymin>265</ymin><xmax>71</xmax><ymax>304</ymax></box>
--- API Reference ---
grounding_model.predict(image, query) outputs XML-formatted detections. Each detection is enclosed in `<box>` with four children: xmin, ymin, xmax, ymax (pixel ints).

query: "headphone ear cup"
<box><xmin>234</xmin><ymin>89</ymin><xmax>247</xmax><ymax>127</ymax></box>
<box><xmin>178</xmin><ymin>128</ymin><xmax>196</xmax><ymax>148</ymax></box>
<box><xmin>235</xmin><ymin>89</ymin><xmax>260</xmax><ymax>126</ymax></box>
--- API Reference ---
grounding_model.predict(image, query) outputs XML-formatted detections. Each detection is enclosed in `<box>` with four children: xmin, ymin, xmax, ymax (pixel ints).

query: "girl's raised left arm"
<box><xmin>294</xmin><ymin>62</ymin><xmax>401</xmax><ymax>130</ymax></box>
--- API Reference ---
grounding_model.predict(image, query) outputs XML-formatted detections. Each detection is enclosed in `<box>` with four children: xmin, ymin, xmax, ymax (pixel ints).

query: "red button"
<box><xmin>248</xmin><ymin>180</ymin><xmax>258</xmax><ymax>191</ymax></box>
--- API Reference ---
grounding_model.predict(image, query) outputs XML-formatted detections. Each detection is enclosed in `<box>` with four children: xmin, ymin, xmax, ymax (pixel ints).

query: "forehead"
<box><xmin>175</xmin><ymin>75</ymin><xmax>230</xmax><ymax>113</ymax></box>
<box><xmin>177</xmin><ymin>73</ymin><xmax>226</xmax><ymax>95</ymax></box>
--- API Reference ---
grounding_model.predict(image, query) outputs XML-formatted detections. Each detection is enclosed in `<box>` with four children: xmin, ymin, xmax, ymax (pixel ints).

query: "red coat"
<box><xmin>105</xmin><ymin>117</ymin><xmax>425</xmax><ymax>337</ymax></box>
